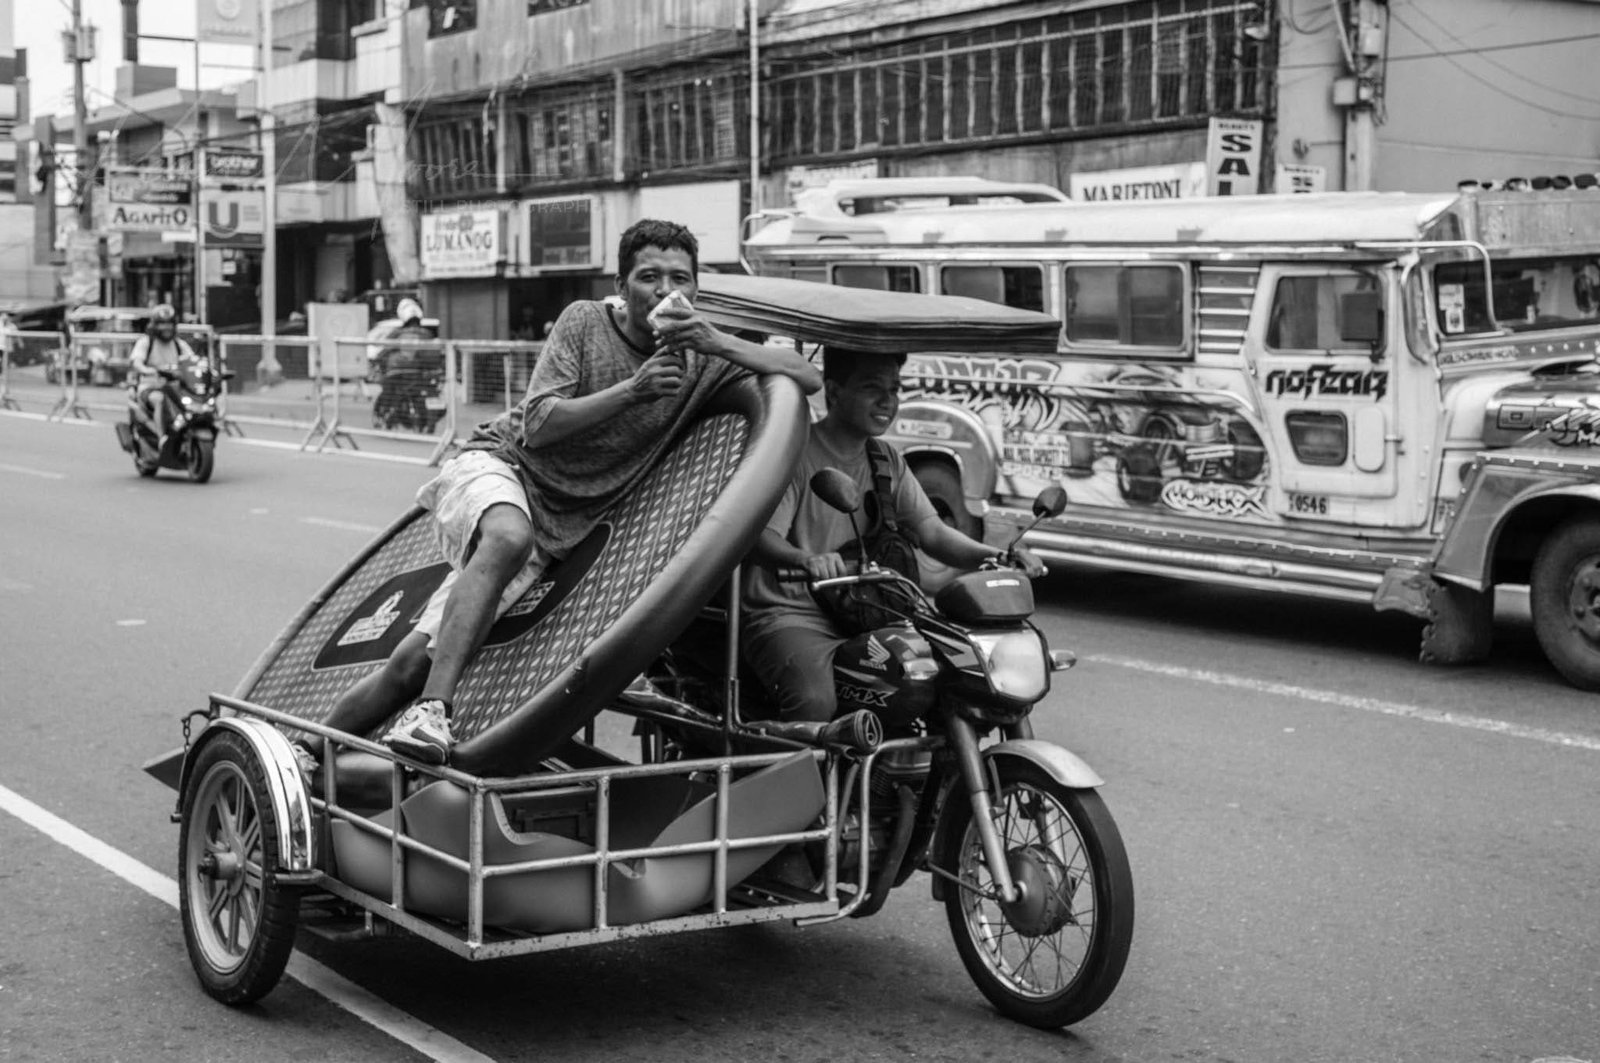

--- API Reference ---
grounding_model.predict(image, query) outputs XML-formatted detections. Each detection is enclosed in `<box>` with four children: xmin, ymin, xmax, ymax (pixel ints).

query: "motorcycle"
<box><xmin>627</xmin><ymin>474</ymin><xmax>1134</xmax><ymax>1029</ymax></box>
<box><xmin>114</xmin><ymin>360</ymin><xmax>233</xmax><ymax>483</ymax></box>
<box><xmin>147</xmin><ymin>273</ymin><xmax>1130</xmax><ymax>1029</ymax></box>
<box><xmin>371</xmin><ymin>352</ymin><xmax>446</xmax><ymax>434</ymax></box>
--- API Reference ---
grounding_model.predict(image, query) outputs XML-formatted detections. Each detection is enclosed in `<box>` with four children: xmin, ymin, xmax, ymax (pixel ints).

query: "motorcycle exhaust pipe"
<box><xmin>750</xmin><ymin>710</ymin><xmax>883</xmax><ymax>754</ymax></box>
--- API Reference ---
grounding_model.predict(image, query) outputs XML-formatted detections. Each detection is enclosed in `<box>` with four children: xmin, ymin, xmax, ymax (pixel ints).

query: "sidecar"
<box><xmin>147</xmin><ymin>274</ymin><xmax>1067</xmax><ymax>1008</ymax></box>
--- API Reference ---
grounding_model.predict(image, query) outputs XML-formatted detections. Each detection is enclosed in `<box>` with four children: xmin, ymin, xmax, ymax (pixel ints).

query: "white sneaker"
<box><xmin>383</xmin><ymin>699</ymin><xmax>453</xmax><ymax>765</ymax></box>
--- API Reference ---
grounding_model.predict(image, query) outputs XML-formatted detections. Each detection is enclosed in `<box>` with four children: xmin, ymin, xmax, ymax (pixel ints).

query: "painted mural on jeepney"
<box><xmin>901</xmin><ymin>355</ymin><xmax>1273</xmax><ymax>523</ymax></box>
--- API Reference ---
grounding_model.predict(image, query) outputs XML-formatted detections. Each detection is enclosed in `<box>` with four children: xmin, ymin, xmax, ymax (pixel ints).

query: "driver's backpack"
<box><xmin>810</xmin><ymin>439</ymin><xmax>924</xmax><ymax>633</ymax></box>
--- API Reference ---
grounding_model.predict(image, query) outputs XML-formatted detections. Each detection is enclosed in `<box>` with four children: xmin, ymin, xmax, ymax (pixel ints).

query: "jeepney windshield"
<box><xmin>1433</xmin><ymin>254</ymin><xmax>1600</xmax><ymax>336</ymax></box>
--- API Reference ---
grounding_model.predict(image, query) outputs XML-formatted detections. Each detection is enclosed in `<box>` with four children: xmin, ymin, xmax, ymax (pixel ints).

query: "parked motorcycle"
<box><xmin>629</xmin><ymin>474</ymin><xmax>1136</xmax><ymax>1029</ymax></box>
<box><xmin>114</xmin><ymin>360</ymin><xmax>233</xmax><ymax>483</ymax></box>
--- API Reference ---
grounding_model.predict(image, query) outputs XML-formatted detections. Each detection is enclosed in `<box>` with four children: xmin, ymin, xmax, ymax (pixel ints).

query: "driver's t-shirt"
<box><xmin>130</xmin><ymin>336</ymin><xmax>197</xmax><ymax>384</ymax></box>
<box><xmin>741</xmin><ymin>424</ymin><xmax>937</xmax><ymax>642</ymax></box>
<box><xmin>460</xmin><ymin>299</ymin><xmax>744</xmax><ymax>555</ymax></box>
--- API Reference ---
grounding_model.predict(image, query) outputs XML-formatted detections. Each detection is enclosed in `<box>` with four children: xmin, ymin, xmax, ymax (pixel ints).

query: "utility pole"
<box><xmin>69</xmin><ymin>0</ymin><xmax>92</xmax><ymax>229</ymax></box>
<box><xmin>260</xmin><ymin>0</ymin><xmax>276</xmax><ymax>337</ymax></box>
<box><xmin>747</xmin><ymin>0</ymin><xmax>760</xmax><ymax>215</ymax></box>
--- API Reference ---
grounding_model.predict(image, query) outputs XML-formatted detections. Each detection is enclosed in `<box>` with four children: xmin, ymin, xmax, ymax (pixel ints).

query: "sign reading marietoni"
<box><xmin>420</xmin><ymin>208</ymin><xmax>504</xmax><ymax>279</ymax></box>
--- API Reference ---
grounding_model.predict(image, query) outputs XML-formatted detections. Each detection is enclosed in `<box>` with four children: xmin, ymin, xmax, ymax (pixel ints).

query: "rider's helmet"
<box><xmin>148</xmin><ymin>303</ymin><xmax>178</xmax><ymax>341</ymax></box>
<box><xmin>396</xmin><ymin>298</ymin><xmax>424</xmax><ymax>326</ymax></box>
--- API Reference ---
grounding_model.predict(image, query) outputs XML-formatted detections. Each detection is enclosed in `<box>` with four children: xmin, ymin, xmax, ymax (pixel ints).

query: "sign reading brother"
<box><xmin>420</xmin><ymin>207</ymin><xmax>503</xmax><ymax>279</ymax></box>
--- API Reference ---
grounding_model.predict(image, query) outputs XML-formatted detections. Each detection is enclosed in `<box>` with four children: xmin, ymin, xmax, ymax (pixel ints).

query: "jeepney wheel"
<box><xmin>179</xmin><ymin>731</ymin><xmax>301</xmax><ymax>1005</ymax></box>
<box><xmin>1115</xmin><ymin>445</ymin><xmax>1163</xmax><ymax>504</ymax></box>
<box><xmin>1530</xmin><ymin>517</ymin><xmax>1600</xmax><ymax>690</ymax></box>
<box><xmin>914</xmin><ymin>461</ymin><xmax>981</xmax><ymax>538</ymax></box>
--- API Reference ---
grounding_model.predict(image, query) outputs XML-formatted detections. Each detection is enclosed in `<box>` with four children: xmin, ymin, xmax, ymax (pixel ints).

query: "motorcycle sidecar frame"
<box><xmin>178</xmin><ymin>693</ymin><xmax>878</xmax><ymax>963</ymax></box>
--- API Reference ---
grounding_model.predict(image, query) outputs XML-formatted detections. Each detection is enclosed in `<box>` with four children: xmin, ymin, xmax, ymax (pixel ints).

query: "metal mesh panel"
<box><xmin>243</xmin><ymin>413</ymin><xmax>750</xmax><ymax>746</ymax></box>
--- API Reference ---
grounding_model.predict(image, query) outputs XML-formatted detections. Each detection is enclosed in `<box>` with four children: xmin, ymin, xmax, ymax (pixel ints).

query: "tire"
<box><xmin>943</xmin><ymin>762</ymin><xmax>1134</xmax><ymax>1029</ymax></box>
<box><xmin>186</xmin><ymin>437</ymin><xmax>215</xmax><ymax>484</ymax></box>
<box><xmin>914</xmin><ymin>462</ymin><xmax>980</xmax><ymax>538</ymax></box>
<box><xmin>1115</xmin><ymin>444</ymin><xmax>1163</xmax><ymax>504</ymax></box>
<box><xmin>178</xmin><ymin>731</ymin><xmax>300</xmax><ymax>1005</ymax></box>
<box><xmin>1530</xmin><ymin>517</ymin><xmax>1600</xmax><ymax>690</ymax></box>
<box><xmin>1223</xmin><ymin>421</ymin><xmax>1265</xmax><ymax>481</ymax></box>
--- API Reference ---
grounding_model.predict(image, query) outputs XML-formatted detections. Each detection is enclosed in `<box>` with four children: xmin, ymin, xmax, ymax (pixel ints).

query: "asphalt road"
<box><xmin>2</xmin><ymin>411</ymin><xmax>1597</xmax><ymax>1063</ymax></box>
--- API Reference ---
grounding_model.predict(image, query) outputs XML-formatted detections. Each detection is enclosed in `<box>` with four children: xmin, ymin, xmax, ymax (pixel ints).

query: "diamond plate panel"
<box><xmin>245</xmin><ymin>415</ymin><xmax>749</xmax><ymax>744</ymax></box>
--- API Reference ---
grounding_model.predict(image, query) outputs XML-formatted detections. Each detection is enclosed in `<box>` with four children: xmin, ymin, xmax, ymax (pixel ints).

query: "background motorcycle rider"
<box><xmin>742</xmin><ymin>347</ymin><xmax>1047</xmax><ymax>723</ymax></box>
<box><xmin>128</xmin><ymin>304</ymin><xmax>198</xmax><ymax>450</ymax></box>
<box><xmin>375</xmin><ymin>298</ymin><xmax>441</xmax><ymax>429</ymax></box>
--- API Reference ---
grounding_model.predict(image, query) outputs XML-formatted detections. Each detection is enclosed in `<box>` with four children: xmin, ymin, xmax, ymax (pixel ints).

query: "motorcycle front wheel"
<box><xmin>186</xmin><ymin>437</ymin><xmax>215</xmax><ymax>483</ymax></box>
<box><xmin>943</xmin><ymin>761</ymin><xmax>1134</xmax><ymax>1029</ymax></box>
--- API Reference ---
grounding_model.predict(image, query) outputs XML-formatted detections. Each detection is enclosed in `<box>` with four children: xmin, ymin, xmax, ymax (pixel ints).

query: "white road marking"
<box><xmin>1087</xmin><ymin>654</ymin><xmax>1600</xmax><ymax>752</ymax></box>
<box><xmin>301</xmin><ymin>516</ymin><xmax>384</xmax><ymax>534</ymax></box>
<box><xmin>116</xmin><ymin>619</ymin><xmax>147</xmax><ymax>627</ymax></box>
<box><xmin>0</xmin><ymin>461</ymin><xmax>65</xmax><ymax>480</ymax></box>
<box><xmin>0</xmin><ymin>781</ymin><xmax>498</xmax><ymax>1063</ymax></box>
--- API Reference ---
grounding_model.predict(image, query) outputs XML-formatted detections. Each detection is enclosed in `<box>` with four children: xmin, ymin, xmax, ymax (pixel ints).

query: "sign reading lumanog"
<box><xmin>420</xmin><ymin>208</ymin><xmax>504</xmax><ymax>278</ymax></box>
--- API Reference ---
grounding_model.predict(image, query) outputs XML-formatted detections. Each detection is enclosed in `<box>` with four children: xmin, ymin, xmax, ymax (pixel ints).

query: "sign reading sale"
<box><xmin>1205</xmin><ymin>118</ymin><xmax>1264</xmax><ymax>196</ymax></box>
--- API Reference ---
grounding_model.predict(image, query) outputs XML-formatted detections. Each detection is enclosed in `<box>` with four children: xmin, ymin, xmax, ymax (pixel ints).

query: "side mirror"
<box><xmin>810</xmin><ymin>468</ymin><xmax>862</xmax><ymax>514</ymax></box>
<box><xmin>1033</xmin><ymin>485</ymin><xmax>1068</xmax><ymax>519</ymax></box>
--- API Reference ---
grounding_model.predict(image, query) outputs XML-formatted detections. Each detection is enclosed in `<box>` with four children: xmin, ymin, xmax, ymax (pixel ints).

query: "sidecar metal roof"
<box><xmin>695</xmin><ymin>272</ymin><xmax>1063</xmax><ymax>355</ymax></box>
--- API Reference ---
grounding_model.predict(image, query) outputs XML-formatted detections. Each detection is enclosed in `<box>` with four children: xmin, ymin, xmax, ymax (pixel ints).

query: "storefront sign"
<box><xmin>1070</xmin><ymin>162</ymin><xmax>1206</xmax><ymax>202</ymax></box>
<box><xmin>203</xmin><ymin>189</ymin><xmax>265</xmax><ymax>247</ymax></box>
<box><xmin>108</xmin><ymin>202</ymin><xmax>194</xmax><ymax>233</ymax></box>
<box><xmin>1205</xmin><ymin>117</ymin><xmax>1264</xmax><ymax>196</ymax></box>
<box><xmin>1275</xmin><ymin>163</ymin><xmax>1327</xmax><ymax>194</ymax></box>
<box><xmin>421</xmin><ymin>208</ymin><xmax>503</xmax><ymax>279</ymax></box>
<box><xmin>524</xmin><ymin>196</ymin><xmax>595</xmax><ymax>269</ymax></box>
<box><xmin>204</xmin><ymin>151</ymin><xmax>265</xmax><ymax>182</ymax></box>
<box><xmin>107</xmin><ymin>169</ymin><xmax>193</xmax><ymax>207</ymax></box>
<box><xmin>197</xmin><ymin>0</ymin><xmax>259</xmax><ymax>46</ymax></box>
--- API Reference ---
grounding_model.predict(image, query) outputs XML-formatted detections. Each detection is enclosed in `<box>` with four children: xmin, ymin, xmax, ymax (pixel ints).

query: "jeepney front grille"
<box><xmin>1195</xmin><ymin>265</ymin><xmax>1259</xmax><ymax>357</ymax></box>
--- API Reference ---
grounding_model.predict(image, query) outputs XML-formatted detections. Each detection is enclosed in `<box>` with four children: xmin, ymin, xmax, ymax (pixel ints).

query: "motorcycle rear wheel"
<box><xmin>187</xmin><ymin>437</ymin><xmax>215</xmax><ymax>483</ymax></box>
<box><xmin>943</xmin><ymin>762</ymin><xmax>1133</xmax><ymax>1029</ymax></box>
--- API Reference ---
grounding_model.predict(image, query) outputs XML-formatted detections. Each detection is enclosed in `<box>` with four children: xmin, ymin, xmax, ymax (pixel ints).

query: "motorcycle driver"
<box><xmin>129</xmin><ymin>304</ymin><xmax>198</xmax><ymax>448</ymax></box>
<box><xmin>376</xmin><ymin>298</ymin><xmax>440</xmax><ymax>428</ymax></box>
<box><xmin>742</xmin><ymin>347</ymin><xmax>1047</xmax><ymax>723</ymax></box>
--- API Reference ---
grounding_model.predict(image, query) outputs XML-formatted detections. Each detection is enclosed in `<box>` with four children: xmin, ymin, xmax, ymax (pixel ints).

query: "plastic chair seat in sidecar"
<box><xmin>327</xmin><ymin>750</ymin><xmax>824</xmax><ymax>933</ymax></box>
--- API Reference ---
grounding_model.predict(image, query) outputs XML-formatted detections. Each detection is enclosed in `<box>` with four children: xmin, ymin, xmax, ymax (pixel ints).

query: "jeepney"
<box><xmin>744</xmin><ymin>178</ymin><xmax>1600</xmax><ymax>690</ymax></box>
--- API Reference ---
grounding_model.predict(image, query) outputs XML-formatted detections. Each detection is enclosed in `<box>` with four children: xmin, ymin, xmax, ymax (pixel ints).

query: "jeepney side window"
<box><xmin>939</xmin><ymin>265</ymin><xmax>1045</xmax><ymax>311</ymax></box>
<box><xmin>1062</xmin><ymin>264</ymin><xmax>1184</xmax><ymax>349</ymax></box>
<box><xmin>833</xmin><ymin>264</ymin><xmax>922</xmax><ymax>293</ymax></box>
<box><xmin>1265</xmin><ymin>271</ymin><xmax>1383</xmax><ymax>353</ymax></box>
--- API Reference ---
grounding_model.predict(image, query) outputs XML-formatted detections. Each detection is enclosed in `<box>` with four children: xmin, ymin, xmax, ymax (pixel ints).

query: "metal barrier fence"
<box><xmin>2</xmin><ymin>328</ymin><xmax>545</xmax><ymax>466</ymax></box>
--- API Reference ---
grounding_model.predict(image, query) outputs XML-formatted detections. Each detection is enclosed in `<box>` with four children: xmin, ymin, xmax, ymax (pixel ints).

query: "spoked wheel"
<box><xmin>179</xmin><ymin>731</ymin><xmax>300</xmax><ymax>1005</ymax></box>
<box><xmin>186</xmin><ymin>437</ymin><xmax>215</xmax><ymax>484</ymax></box>
<box><xmin>943</xmin><ymin>761</ymin><xmax>1134</xmax><ymax>1029</ymax></box>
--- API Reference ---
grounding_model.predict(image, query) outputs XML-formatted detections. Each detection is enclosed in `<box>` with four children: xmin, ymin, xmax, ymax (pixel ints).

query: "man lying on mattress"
<box><xmin>297</xmin><ymin>219</ymin><xmax>821</xmax><ymax>770</ymax></box>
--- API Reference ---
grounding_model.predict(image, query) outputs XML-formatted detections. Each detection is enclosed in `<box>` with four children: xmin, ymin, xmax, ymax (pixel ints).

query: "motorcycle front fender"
<box><xmin>984</xmin><ymin>738</ymin><xmax>1104</xmax><ymax>790</ymax></box>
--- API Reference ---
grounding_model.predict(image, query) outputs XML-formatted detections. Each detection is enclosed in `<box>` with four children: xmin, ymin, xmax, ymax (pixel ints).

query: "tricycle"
<box><xmin>147</xmin><ymin>274</ymin><xmax>1134</xmax><ymax>1030</ymax></box>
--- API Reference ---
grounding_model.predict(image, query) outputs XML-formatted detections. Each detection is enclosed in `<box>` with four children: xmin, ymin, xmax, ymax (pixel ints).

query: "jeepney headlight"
<box><xmin>968</xmin><ymin>629</ymin><xmax>1047</xmax><ymax>700</ymax></box>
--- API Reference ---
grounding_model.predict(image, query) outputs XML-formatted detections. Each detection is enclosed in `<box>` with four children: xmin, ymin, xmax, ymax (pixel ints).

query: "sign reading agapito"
<box><xmin>420</xmin><ymin>208</ymin><xmax>503</xmax><ymax>278</ymax></box>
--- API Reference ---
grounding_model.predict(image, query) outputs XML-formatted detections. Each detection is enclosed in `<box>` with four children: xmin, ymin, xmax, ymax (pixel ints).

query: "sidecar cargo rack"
<box><xmin>209</xmin><ymin>694</ymin><xmax>861</xmax><ymax>961</ymax></box>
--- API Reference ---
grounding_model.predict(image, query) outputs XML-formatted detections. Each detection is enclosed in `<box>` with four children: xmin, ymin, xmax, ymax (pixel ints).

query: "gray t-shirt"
<box><xmin>742</xmin><ymin>424</ymin><xmax>937</xmax><ymax>642</ymax></box>
<box><xmin>462</xmin><ymin>300</ymin><xmax>743</xmax><ymax>554</ymax></box>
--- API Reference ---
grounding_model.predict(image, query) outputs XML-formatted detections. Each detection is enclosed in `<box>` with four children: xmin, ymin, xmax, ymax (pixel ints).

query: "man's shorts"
<box><xmin>411</xmin><ymin>450</ymin><xmax>554</xmax><ymax>646</ymax></box>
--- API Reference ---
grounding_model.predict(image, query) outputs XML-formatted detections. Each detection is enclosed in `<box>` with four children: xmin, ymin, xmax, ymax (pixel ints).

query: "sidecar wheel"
<box><xmin>187</xmin><ymin>437</ymin><xmax>215</xmax><ymax>484</ymax></box>
<box><xmin>178</xmin><ymin>731</ymin><xmax>301</xmax><ymax>1005</ymax></box>
<box><xmin>943</xmin><ymin>762</ymin><xmax>1133</xmax><ymax>1029</ymax></box>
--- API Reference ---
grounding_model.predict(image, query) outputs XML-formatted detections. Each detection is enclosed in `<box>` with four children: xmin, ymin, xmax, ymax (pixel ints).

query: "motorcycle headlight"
<box><xmin>180</xmin><ymin>395</ymin><xmax>195</xmax><ymax>407</ymax></box>
<box><xmin>967</xmin><ymin>629</ymin><xmax>1047</xmax><ymax>701</ymax></box>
